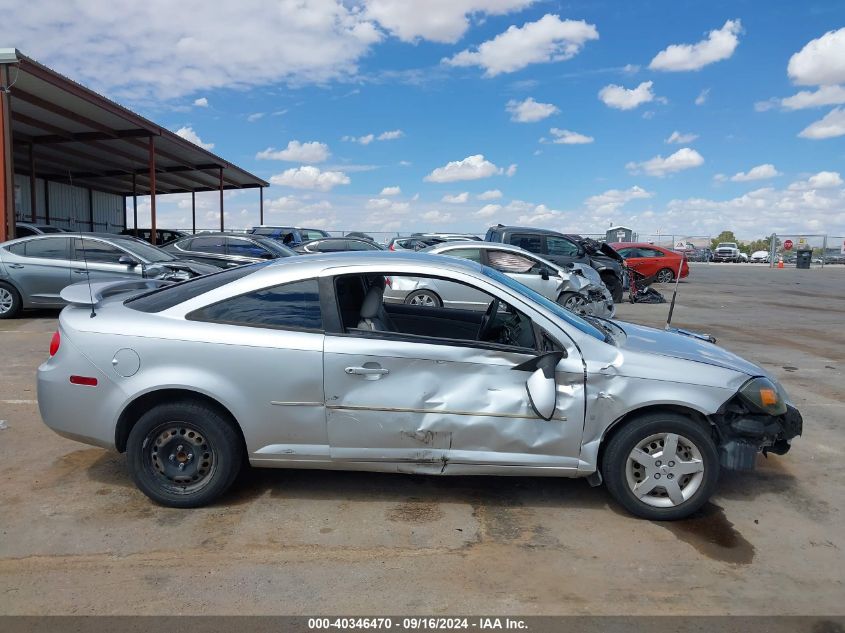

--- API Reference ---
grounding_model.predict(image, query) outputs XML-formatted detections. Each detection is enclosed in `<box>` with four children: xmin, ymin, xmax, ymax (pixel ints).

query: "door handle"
<box><xmin>345</xmin><ymin>366</ymin><xmax>389</xmax><ymax>376</ymax></box>
<box><xmin>74</xmin><ymin>270</ymin><xmax>89</xmax><ymax>275</ymax></box>
<box><xmin>7</xmin><ymin>263</ymin><xmax>23</xmax><ymax>269</ymax></box>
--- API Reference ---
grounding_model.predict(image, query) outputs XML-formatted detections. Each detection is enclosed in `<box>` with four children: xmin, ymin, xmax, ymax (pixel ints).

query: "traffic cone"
<box><xmin>778</xmin><ymin>256</ymin><xmax>784</xmax><ymax>269</ymax></box>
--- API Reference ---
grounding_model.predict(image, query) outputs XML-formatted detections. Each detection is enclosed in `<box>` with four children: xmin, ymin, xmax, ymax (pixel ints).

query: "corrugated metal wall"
<box><xmin>13</xmin><ymin>174</ymin><xmax>125</xmax><ymax>232</ymax></box>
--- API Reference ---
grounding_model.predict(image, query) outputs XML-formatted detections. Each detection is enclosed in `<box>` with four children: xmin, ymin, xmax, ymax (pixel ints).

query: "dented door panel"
<box><xmin>323</xmin><ymin>334</ymin><xmax>586</xmax><ymax>472</ymax></box>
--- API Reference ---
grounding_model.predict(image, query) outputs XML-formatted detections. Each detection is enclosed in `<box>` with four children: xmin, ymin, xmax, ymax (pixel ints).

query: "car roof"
<box><xmin>489</xmin><ymin>225</ymin><xmax>563</xmax><ymax>235</ymax></box>
<box><xmin>262</xmin><ymin>250</ymin><xmax>482</xmax><ymax>275</ymax></box>
<box><xmin>175</xmin><ymin>232</ymin><xmax>258</xmax><ymax>239</ymax></box>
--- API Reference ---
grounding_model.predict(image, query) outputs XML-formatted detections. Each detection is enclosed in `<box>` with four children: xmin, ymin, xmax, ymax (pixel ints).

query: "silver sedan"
<box><xmin>37</xmin><ymin>252</ymin><xmax>801</xmax><ymax>520</ymax></box>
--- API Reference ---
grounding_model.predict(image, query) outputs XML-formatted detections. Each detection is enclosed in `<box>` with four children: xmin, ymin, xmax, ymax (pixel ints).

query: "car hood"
<box><xmin>615</xmin><ymin>320</ymin><xmax>765</xmax><ymax>377</ymax></box>
<box><xmin>572</xmin><ymin>236</ymin><xmax>625</xmax><ymax>264</ymax></box>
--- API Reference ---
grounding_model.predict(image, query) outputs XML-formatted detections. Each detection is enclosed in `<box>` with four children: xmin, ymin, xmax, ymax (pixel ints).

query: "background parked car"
<box><xmin>485</xmin><ymin>225</ymin><xmax>626</xmax><ymax>302</ymax></box>
<box><xmin>609</xmin><ymin>242</ymin><xmax>689</xmax><ymax>283</ymax></box>
<box><xmin>295</xmin><ymin>237</ymin><xmax>384</xmax><ymax>254</ymax></box>
<box><xmin>0</xmin><ymin>233</ymin><xmax>217</xmax><ymax>318</ymax></box>
<box><xmin>120</xmin><ymin>228</ymin><xmax>188</xmax><ymax>245</ymax></box>
<box><xmin>414</xmin><ymin>241</ymin><xmax>614</xmax><ymax>317</ymax></box>
<box><xmin>388</xmin><ymin>236</ymin><xmax>447</xmax><ymax>251</ymax></box>
<box><xmin>749</xmin><ymin>251</ymin><xmax>770</xmax><ymax>263</ymax></box>
<box><xmin>163</xmin><ymin>233</ymin><xmax>297</xmax><ymax>268</ymax></box>
<box><xmin>250</xmin><ymin>226</ymin><xmax>330</xmax><ymax>246</ymax></box>
<box><xmin>15</xmin><ymin>223</ymin><xmax>69</xmax><ymax>237</ymax></box>
<box><xmin>713</xmin><ymin>242</ymin><xmax>742</xmax><ymax>262</ymax></box>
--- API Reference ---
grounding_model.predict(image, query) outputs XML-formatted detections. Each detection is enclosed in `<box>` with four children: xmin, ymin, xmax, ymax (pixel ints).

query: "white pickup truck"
<box><xmin>713</xmin><ymin>242</ymin><xmax>743</xmax><ymax>263</ymax></box>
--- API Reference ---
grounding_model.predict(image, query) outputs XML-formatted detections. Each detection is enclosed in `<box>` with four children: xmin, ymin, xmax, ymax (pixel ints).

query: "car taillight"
<box><xmin>49</xmin><ymin>331</ymin><xmax>60</xmax><ymax>357</ymax></box>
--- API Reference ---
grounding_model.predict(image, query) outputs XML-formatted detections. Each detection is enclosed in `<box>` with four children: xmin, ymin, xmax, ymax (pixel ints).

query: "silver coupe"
<box><xmin>37</xmin><ymin>252</ymin><xmax>802</xmax><ymax>520</ymax></box>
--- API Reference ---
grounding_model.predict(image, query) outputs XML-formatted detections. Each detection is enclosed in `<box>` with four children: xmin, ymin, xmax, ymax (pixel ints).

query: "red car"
<box><xmin>609</xmin><ymin>242</ymin><xmax>689</xmax><ymax>283</ymax></box>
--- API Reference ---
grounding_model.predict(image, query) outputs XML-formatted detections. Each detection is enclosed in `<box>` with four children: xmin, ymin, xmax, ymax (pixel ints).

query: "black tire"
<box><xmin>404</xmin><ymin>289</ymin><xmax>442</xmax><ymax>308</ymax></box>
<box><xmin>0</xmin><ymin>282</ymin><xmax>22</xmax><ymax>319</ymax></box>
<box><xmin>601</xmin><ymin>412</ymin><xmax>719</xmax><ymax>520</ymax></box>
<box><xmin>601</xmin><ymin>272</ymin><xmax>623</xmax><ymax>303</ymax></box>
<box><xmin>126</xmin><ymin>400</ymin><xmax>244</xmax><ymax>508</ymax></box>
<box><xmin>655</xmin><ymin>268</ymin><xmax>674</xmax><ymax>284</ymax></box>
<box><xmin>557</xmin><ymin>291</ymin><xmax>590</xmax><ymax>315</ymax></box>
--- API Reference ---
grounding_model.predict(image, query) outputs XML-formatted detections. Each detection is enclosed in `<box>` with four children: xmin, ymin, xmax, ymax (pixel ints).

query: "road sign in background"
<box><xmin>784</xmin><ymin>239</ymin><xmax>793</xmax><ymax>250</ymax></box>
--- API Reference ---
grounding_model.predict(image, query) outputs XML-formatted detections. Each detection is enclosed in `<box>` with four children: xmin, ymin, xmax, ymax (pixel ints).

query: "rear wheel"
<box><xmin>601</xmin><ymin>272</ymin><xmax>623</xmax><ymax>303</ymax></box>
<box><xmin>601</xmin><ymin>412</ymin><xmax>719</xmax><ymax>520</ymax></box>
<box><xmin>405</xmin><ymin>290</ymin><xmax>441</xmax><ymax>308</ymax></box>
<box><xmin>0</xmin><ymin>282</ymin><xmax>22</xmax><ymax>319</ymax></box>
<box><xmin>127</xmin><ymin>401</ymin><xmax>243</xmax><ymax>508</ymax></box>
<box><xmin>655</xmin><ymin>268</ymin><xmax>674</xmax><ymax>284</ymax></box>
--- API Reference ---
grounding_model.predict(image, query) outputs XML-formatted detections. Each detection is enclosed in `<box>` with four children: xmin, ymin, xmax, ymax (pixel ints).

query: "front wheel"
<box><xmin>126</xmin><ymin>401</ymin><xmax>244</xmax><ymax>508</ymax></box>
<box><xmin>655</xmin><ymin>268</ymin><xmax>674</xmax><ymax>284</ymax></box>
<box><xmin>601</xmin><ymin>412</ymin><xmax>719</xmax><ymax>520</ymax></box>
<box><xmin>557</xmin><ymin>292</ymin><xmax>591</xmax><ymax>316</ymax></box>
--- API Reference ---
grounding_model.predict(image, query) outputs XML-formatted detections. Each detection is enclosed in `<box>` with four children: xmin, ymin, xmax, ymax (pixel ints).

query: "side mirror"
<box><xmin>119</xmin><ymin>255</ymin><xmax>140</xmax><ymax>267</ymax></box>
<box><xmin>538</xmin><ymin>267</ymin><xmax>550</xmax><ymax>281</ymax></box>
<box><xmin>511</xmin><ymin>351</ymin><xmax>565</xmax><ymax>421</ymax></box>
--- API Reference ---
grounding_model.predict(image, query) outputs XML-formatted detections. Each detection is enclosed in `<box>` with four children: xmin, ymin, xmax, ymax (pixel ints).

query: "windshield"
<box><xmin>482</xmin><ymin>267</ymin><xmax>605</xmax><ymax>341</ymax></box>
<box><xmin>118</xmin><ymin>238</ymin><xmax>178</xmax><ymax>263</ymax></box>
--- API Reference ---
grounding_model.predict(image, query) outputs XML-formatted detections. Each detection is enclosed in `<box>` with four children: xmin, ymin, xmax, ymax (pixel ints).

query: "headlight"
<box><xmin>739</xmin><ymin>377</ymin><xmax>787</xmax><ymax>416</ymax></box>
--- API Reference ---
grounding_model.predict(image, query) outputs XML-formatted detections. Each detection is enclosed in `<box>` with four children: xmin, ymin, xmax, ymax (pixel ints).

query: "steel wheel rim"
<box><xmin>0</xmin><ymin>288</ymin><xmax>12</xmax><ymax>314</ymax></box>
<box><xmin>657</xmin><ymin>269</ymin><xmax>673</xmax><ymax>283</ymax></box>
<box><xmin>409</xmin><ymin>293</ymin><xmax>436</xmax><ymax>307</ymax></box>
<box><xmin>564</xmin><ymin>294</ymin><xmax>589</xmax><ymax>315</ymax></box>
<box><xmin>141</xmin><ymin>422</ymin><xmax>216</xmax><ymax>495</ymax></box>
<box><xmin>625</xmin><ymin>432</ymin><xmax>705</xmax><ymax>508</ymax></box>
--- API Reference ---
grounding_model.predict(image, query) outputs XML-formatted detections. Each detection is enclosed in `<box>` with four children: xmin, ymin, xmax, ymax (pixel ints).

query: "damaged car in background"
<box><xmin>0</xmin><ymin>233</ymin><xmax>217</xmax><ymax>319</ymax></box>
<box><xmin>386</xmin><ymin>241</ymin><xmax>614</xmax><ymax>318</ymax></box>
<box><xmin>37</xmin><ymin>252</ymin><xmax>802</xmax><ymax>520</ymax></box>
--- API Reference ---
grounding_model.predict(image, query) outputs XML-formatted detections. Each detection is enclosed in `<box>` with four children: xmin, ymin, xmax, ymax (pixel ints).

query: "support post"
<box><xmin>88</xmin><ymin>188</ymin><xmax>94</xmax><ymax>231</ymax></box>
<box><xmin>191</xmin><ymin>191</ymin><xmax>196</xmax><ymax>234</ymax></box>
<box><xmin>132</xmin><ymin>172</ymin><xmax>138</xmax><ymax>236</ymax></box>
<box><xmin>219</xmin><ymin>167</ymin><xmax>224</xmax><ymax>232</ymax></box>
<box><xmin>259</xmin><ymin>186</ymin><xmax>264</xmax><ymax>225</ymax></box>
<box><xmin>29</xmin><ymin>143</ymin><xmax>36</xmax><ymax>223</ymax></box>
<box><xmin>149</xmin><ymin>136</ymin><xmax>157</xmax><ymax>245</ymax></box>
<box><xmin>0</xmin><ymin>65</ymin><xmax>15</xmax><ymax>242</ymax></box>
<box><xmin>44</xmin><ymin>178</ymin><xmax>50</xmax><ymax>225</ymax></box>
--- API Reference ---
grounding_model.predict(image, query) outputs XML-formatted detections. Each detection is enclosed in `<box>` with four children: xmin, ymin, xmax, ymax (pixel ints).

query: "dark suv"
<box><xmin>485</xmin><ymin>225</ymin><xmax>626</xmax><ymax>301</ymax></box>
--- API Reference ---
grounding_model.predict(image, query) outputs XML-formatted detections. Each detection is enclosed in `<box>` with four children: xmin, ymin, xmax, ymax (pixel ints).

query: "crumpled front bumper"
<box><xmin>716</xmin><ymin>404</ymin><xmax>803</xmax><ymax>471</ymax></box>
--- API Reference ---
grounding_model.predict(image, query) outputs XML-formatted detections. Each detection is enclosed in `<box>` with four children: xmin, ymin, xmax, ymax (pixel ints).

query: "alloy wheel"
<box><xmin>625</xmin><ymin>432</ymin><xmax>705</xmax><ymax>508</ymax></box>
<box><xmin>563</xmin><ymin>294</ymin><xmax>590</xmax><ymax>315</ymax></box>
<box><xmin>656</xmin><ymin>269</ymin><xmax>674</xmax><ymax>284</ymax></box>
<box><xmin>409</xmin><ymin>292</ymin><xmax>437</xmax><ymax>307</ymax></box>
<box><xmin>0</xmin><ymin>288</ymin><xmax>13</xmax><ymax>314</ymax></box>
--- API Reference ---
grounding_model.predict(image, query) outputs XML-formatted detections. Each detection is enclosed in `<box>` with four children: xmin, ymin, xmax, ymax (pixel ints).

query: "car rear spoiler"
<box><xmin>60</xmin><ymin>279</ymin><xmax>172</xmax><ymax>307</ymax></box>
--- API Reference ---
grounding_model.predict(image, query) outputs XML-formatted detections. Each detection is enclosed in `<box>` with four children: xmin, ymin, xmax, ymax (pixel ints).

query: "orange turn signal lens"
<box><xmin>759</xmin><ymin>388</ymin><xmax>779</xmax><ymax>407</ymax></box>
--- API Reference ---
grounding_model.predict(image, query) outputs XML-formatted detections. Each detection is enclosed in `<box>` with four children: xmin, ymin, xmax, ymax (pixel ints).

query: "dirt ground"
<box><xmin>0</xmin><ymin>263</ymin><xmax>843</xmax><ymax>615</ymax></box>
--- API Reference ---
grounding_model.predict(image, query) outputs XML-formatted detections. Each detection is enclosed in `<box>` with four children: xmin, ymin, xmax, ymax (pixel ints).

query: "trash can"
<box><xmin>796</xmin><ymin>249</ymin><xmax>812</xmax><ymax>269</ymax></box>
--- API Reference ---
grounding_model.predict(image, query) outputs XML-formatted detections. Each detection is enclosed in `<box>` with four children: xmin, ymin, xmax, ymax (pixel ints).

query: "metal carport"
<box><xmin>0</xmin><ymin>49</ymin><xmax>268</xmax><ymax>244</ymax></box>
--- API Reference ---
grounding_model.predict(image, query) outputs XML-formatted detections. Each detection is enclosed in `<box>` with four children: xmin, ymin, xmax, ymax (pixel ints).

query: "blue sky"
<box><xmin>3</xmin><ymin>0</ymin><xmax>845</xmax><ymax>238</ymax></box>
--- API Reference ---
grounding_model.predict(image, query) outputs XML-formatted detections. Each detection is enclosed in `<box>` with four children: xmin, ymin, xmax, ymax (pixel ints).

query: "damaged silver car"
<box><xmin>37</xmin><ymin>252</ymin><xmax>802</xmax><ymax>520</ymax></box>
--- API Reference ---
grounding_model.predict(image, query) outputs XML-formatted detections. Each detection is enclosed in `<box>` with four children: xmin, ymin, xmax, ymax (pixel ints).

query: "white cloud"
<box><xmin>246</xmin><ymin>112</ymin><xmax>265</xmax><ymax>122</ymax></box>
<box><xmin>421</xmin><ymin>210</ymin><xmax>453</xmax><ymax>223</ymax></box>
<box><xmin>474</xmin><ymin>203</ymin><xmax>502</xmax><ymax>218</ymax></box>
<box><xmin>366</xmin><ymin>198</ymin><xmax>410</xmax><ymax>213</ymax></box>
<box><xmin>729</xmin><ymin>164</ymin><xmax>781</xmax><ymax>182</ymax></box>
<box><xmin>477</xmin><ymin>189</ymin><xmax>503</xmax><ymax>200</ymax></box>
<box><xmin>649</xmin><ymin>20</ymin><xmax>742</xmax><ymax>72</ymax></box>
<box><xmin>343</xmin><ymin>130</ymin><xmax>403</xmax><ymax>144</ymax></box>
<box><xmin>788</xmin><ymin>171</ymin><xmax>843</xmax><ymax>190</ymax></box>
<box><xmin>626</xmin><ymin>148</ymin><xmax>704</xmax><ymax>177</ymax></box>
<box><xmin>781</xmin><ymin>85</ymin><xmax>845</xmax><ymax>110</ymax></box>
<box><xmin>424</xmin><ymin>154</ymin><xmax>504</xmax><ymax>183</ymax></box>
<box><xmin>695</xmin><ymin>88</ymin><xmax>710</xmax><ymax>105</ymax></box>
<box><xmin>788</xmin><ymin>28</ymin><xmax>845</xmax><ymax>86</ymax></box>
<box><xmin>256</xmin><ymin>140</ymin><xmax>330</xmax><ymax>163</ymax></box>
<box><xmin>1</xmin><ymin>1</ymin><xmax>385</xmax><ymax>100</ymax></box>
<box><xmin>545</xmin><ymin>127</ymin><xmax>594</xmax><ymax>144</ymax></box>
<box><xmin>174</xmin><ymin>126</ymin><xmax>214</xmax><ymax>150</ymax></box>
<box><xmin>506</xmin><ymin>97</ymin><xmax>559</xmax><ymax>122</ymax></box>
<box><xmin>364</xmin><ymin>0</ymin><xmax>534</xmax><ymax>43</ymax></box>
<box><xmin>798</xmin><ymin>107</ymin><xmax>845</xmax><ymax>139</ymax></box>
<box><xmin>505</xmin><ymin>164</ymin><xmax>518</xmax><ymax>177</ymax></box>
<box><xmin>584</xmin><ymin>186</ymin><xmax>653</xmax><ymax>216</ymax></box>
<box><xmin>666</xmin><ymin>131</ymin><xmax>699</xmax><ymax>144</ymax></box>
<box><xmin>266</xmin><ymin>196</ymin><xmax>333</xmax><ymax>214</ymax></box>
<box><xmin>270</xmin><ymin>166</ymin><xmax>350</xmax><ymax>191</ymax></box>
<box><xmin>599</xmin><ymin>81</ymin><xmax>655</xmax><ymax>110</ymax></box>
<box><xmin>377</xmin><ymin>129</ymin><xmax>404</xmax><ymax>140</ymax></box>
<box><xmin>442</xmin><ymin>192</ymin><xmax>470</xmax><ymax>204</ymax></box>
<box><xmin>380</xmin><ymin>186</ymin><xmax>401</xmax><ymax>196</ymax></box>
<box><xmin>193</xmin><ymin>97</ymin><xmax>209</xmax><ymax>107</ymax></box>
<box><xmin>443</xmin><ymin>14</ymin><xmax>599</xmax><ymax>76</ymax></box>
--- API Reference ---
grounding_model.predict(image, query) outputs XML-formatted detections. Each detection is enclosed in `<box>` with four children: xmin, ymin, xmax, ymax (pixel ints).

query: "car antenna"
<box><xmin>68</xmin><ymin>170</ymin><xmax>96</xmax><ymax>318</ymax></box>
<box><xmin>664</xmin><ymin>252</ymin><xmax>684</xmax><ymax>330</ymax></box>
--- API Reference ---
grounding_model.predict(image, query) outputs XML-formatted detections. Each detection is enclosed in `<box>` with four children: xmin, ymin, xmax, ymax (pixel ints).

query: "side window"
<box><xmin>190</xmin><ymin>236</ymin><xmax>226</xmax><ymax>254</ymax></box>
<box><xmin>4</xmin><ymin>242</ymin><xmax>27</xmax><ymax>256</ymax></box>
<box><xmin>617</xmin><ymin>248</ymin><xmax>635</xmax><ymax>258</ymax></box>
<box><xmin>189</xmin><ymin>279</ymin><xmax>322</xmax><ymax>330</ymax></box>
<box><xmin>640</xmin><ymin>248</ymin><xmax>665</xmax><ymax>258</ymax></box>
<box><xmin>227</xmin><ymin>238</ymin><xmax>268</xmax><ymax>258</ymax></box>
<box><xmin>440</xmin><ymin>248</ymin><xmax>482</xmax><ymax>263</ymax></box>
<box><xmin>73</xmin><ymin>239</ymin><xmax>125</xmax><ymax>264</ymax></box>
<box><xmin>486</xmin><ymin>250</ymin><xmax>537</xmax><ymax>273</ymax></box>
<box><xmin>347</xmin><ymin>240</ymin><xmax>378</xmax><ymax>251</ymax></box>
<box><xmin>546</xmin><ymin>236</ymin><xmax>580</xmax><ymax>257</ymax></box>
<box><xmin>19</xmin><ymin>237</ymin><xmax>70</xmax><ymax>260</ymax></box>
<box><xmin>315</xmin><ymin>240</ymin><xmax>345</xmax><ymax>252</ymax></box>
<box><xmin>508</xmin><ymin>234</ymin><xmax>542</xmax><ymax>253</ymax></box>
